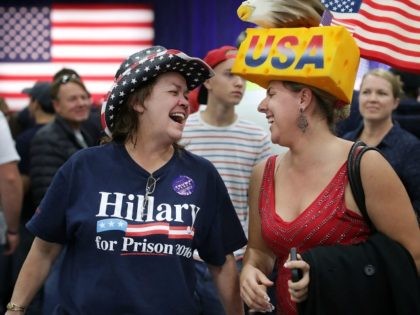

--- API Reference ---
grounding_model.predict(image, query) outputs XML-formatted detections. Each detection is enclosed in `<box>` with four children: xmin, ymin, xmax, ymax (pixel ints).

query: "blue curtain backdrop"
<box><xmin>3</xmin><ymin>0</ymin><xmax>254</xmax><ymax>59</ymax></box>
<box><xmin>152</xmin><ymin>0</ymin><xmax>253</xmax><ymax>58</ymax></box>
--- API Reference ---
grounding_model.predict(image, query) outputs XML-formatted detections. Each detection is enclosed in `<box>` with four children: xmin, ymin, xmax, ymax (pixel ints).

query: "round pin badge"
<box><xmin>172</xmin><ymin>175</ymin><xmax>195</xmax><ymax>196</ymax></box>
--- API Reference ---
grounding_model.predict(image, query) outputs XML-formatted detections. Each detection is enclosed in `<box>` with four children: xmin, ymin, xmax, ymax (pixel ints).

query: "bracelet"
<box><xmin>6</xmin><ymin>229</ymin><xmax>19</xmax><ymax>235</ymax></box>
<box><xmin>6</xmin><ymin>302</ymin><xmax>25</xmax><ymax>311</ymax></box>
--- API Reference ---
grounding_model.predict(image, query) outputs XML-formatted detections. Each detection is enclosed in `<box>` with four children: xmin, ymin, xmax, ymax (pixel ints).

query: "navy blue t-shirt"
<box><xmin>27</xmin><ymin>143</ymin><xmax>247</xmax><ymax>315</ymax></box>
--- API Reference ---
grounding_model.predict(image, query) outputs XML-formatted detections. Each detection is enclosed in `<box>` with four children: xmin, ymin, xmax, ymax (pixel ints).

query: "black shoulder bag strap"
<box><xmin>347</xmin><ymin>141</ymin><xmax>381</xmax><ymax>231</ymax></box>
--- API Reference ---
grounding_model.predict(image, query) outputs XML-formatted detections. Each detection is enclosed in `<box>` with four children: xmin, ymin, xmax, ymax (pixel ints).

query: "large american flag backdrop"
<box><xmin>321</xmin><ymin>0</ymin><xmax>420</xmax><ymax>73</ymax></box>
<box><xmin>0</xmin><ymin>3</ymin><xmax>154</xmax><ymax>111</ymax></box>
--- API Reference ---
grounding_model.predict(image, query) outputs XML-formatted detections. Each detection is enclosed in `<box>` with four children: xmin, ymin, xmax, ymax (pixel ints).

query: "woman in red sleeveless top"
<box><xmin>239</xmin><ymin>80</ymin><xmax>420</xmax><ymax>315</ymax></box>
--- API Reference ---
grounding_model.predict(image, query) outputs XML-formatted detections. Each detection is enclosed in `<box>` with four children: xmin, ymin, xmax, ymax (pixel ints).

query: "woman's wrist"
<box><xmin>6</xmin><ymin>301</ymin><xmax>25</xmax><ymax>312</ymax></box>
<box><xmin>6</xmin><ymin>229</ymin><xmax>19</xmax><ymax>235</ymax></box>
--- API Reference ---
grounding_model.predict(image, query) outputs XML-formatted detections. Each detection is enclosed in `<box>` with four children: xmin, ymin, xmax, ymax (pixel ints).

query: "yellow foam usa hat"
<box><xmin>232</xmin><ymin>26</ymin><xmax>360</xmax><ymax>104</ymax></box>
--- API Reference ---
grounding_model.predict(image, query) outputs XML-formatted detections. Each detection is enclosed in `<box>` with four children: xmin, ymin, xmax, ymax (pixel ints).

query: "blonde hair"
<box><xmin>360</xmin><ymin>68</ymin><xmax>404</xmax><ymax>99</ymax></box>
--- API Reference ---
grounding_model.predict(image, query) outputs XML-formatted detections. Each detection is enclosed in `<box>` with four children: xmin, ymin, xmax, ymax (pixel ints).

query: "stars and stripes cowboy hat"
<box><xmin>101</xmin><ymin>46</ymin><xmax>214</xmax><ymax>136</ymax></box>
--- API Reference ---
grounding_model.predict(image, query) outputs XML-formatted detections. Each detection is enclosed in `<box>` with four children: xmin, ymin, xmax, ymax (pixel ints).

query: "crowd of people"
<box><xmin>1</xmin><ymin>26</ymin><xmax>420</xmax><ymax>315</ymax></box>
<box><xmin>1</xmin><ymin>68</ymin><xmax>103</xmax><ymax>314</ymax></box>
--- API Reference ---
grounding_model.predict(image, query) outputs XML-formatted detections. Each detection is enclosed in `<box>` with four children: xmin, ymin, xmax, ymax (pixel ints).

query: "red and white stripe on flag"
<box><xmin>321</xmin><ymin>0</ymin><xmax>420</xmax><ymax>73</ymax></box>
<box><xmin>353</xmin><ymin>0</ymin><xmax>420</xmax><ymax>73</ymax></box>
<box><xmin>0</xmin><ymin>3</ymin><xmax>154</xmax><ymax>111</ymax></box>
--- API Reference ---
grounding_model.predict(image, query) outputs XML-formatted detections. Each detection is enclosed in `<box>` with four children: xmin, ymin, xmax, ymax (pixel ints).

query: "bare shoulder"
<box><xmin>250</xmin><ymin>154</ymin><xmax>278</xmax><ymax>193</ymax></box>
<box><xmin>252</xmin><ymin>152</ymin><xmax>286</xmax><ymax>178</ymax></box>
<box><xmin>359</xmin><ymin>148</ymin><xmax>418</xmax><ymax>232</ymax></box>
<box><xmin>250</xmin><ymin>158</ymin><xmax>268</xmax><ymax>190</ymax></box>
<box><xmin>252</xmin><ymin>156</ymin><xmax>269</xmax><ymax>175</ymax></box>
<box><xmin>359</xmin><ymin>148</ymin><xmax>405</xmax><ymax>204</ymax></box>
<box><xmin>359</xmin><ymin>149</ymin><xmax>397</xmax><ymax>182</ymax></box>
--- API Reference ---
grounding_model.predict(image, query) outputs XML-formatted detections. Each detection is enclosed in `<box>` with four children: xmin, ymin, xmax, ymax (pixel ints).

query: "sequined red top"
<box><xmin>259</xmin><ymin>155</ymin><xmax>370</xmax><ymax>315</ymax></box>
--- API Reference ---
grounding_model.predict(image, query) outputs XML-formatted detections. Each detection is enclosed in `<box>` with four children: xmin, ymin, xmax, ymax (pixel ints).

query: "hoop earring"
<box><xmin>297</xmin><ymin>107</ymin><xmax>308</xmax><ymax>133</ymax></box>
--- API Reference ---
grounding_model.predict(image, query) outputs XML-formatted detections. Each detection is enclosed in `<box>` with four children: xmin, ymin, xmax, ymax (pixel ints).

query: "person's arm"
<box><xmin>240</xmin><ymin>160</ymin><xmax>276</xmax><ymax>313</ymax></box>
<box><xmin>21</xmin><ymin>174</ymin><xmax>31</xmax><ymax>195</ymax></box>
<box><xmin>0</xmin><ymin>161</ymin><xmax>23</xmax><ymax>255</ymax></box>
<box><xmin>400</xmin><ymin>144</ymin><xmax>420</xmax><ymax>221</ymax></box>
<box><xmin>208</xmin><ymin>254</ymin><xmax>244</xmax><ymax>315</ymax></box>
<box><xmin>360</xmin><ymin>150</ymin><xmax>420</xmax><ymax>273</ymax></box>
<box><xmin>5</xmin><ymin>237</ymin><xmax>62</xmax><ymax>314</ymax></box>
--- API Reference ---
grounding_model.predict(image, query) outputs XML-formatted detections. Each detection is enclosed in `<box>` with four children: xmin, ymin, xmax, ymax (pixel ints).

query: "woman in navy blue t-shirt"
<box><xmin>6</xmin><ymin>46</ymin><xmax>247</xmax><ymax>315</ymax></box>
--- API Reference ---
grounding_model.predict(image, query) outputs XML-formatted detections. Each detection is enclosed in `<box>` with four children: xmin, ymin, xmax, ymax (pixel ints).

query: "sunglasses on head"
<box><xmin>58</xmin><ymin>73</ymin><xmax>79</xmax><ymax>84</ymax></box>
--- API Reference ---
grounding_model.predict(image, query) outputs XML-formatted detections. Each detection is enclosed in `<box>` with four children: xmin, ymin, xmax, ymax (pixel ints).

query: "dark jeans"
<box><xmin>194</xmin><ymin>260</ymin><xmax>228</xmax><ymax>315</ymax></box>
<box><xmin>0</xmin><ymin>243</ymin><xmax>9</xmax><ymax>314</ymax></box>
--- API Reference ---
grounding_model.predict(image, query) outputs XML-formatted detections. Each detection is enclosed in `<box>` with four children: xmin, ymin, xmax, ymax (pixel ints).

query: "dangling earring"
<box><xmin>297</xmin><ymin>107</ymin><xmax>308</xmax><ymax>133</ymax></box>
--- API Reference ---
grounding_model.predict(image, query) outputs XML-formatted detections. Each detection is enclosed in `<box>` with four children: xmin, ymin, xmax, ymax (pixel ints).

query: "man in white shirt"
<box><xmin>0</xmin><ymin>110</ymin><xmax>23</xmax><ymax>312</ymax></box>
<box><xmin>0</xmin><ymin>111</ymin><xmax>23</xmax><ymax>254</ymax></box>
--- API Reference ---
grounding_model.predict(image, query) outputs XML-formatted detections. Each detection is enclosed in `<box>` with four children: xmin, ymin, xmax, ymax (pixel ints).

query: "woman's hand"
<box><xmin>240</xmin><ymin>264</ymin><xmax>275</xmax><ymax>313</ymax></box>
<box><xmin>3</xmin><ymin>232</ymin><xmax>19</xmax><ymax>255</ymax></box>
<box><xmin>284</xmin><ymin>254</ymin><xmax>310</xmax><ymax>303</ymax></box>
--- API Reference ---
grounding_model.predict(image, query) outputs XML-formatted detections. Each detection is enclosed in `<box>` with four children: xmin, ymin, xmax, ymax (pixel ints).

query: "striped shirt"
<box><xmin>182</xmin><ymin>111</ymin><xmax>272</xmax><ymax>257</ymax></box>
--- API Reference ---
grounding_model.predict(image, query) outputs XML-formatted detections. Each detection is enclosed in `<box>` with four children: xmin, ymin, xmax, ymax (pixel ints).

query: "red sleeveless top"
<box><xmin>259</xmin><ymin>155</ymin><xmax>370</xmax><ymax>315</ymax></box>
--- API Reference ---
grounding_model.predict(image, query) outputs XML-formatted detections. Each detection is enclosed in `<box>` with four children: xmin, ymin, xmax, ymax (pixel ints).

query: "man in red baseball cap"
<box><xmin>182</xmin><ymin>46</ymin><xmax>272</xmax><ymax>315</ymax></box>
